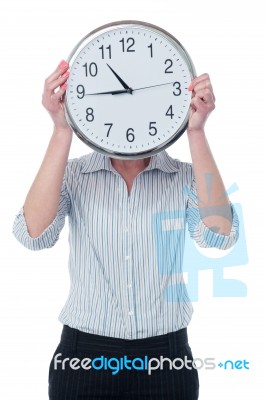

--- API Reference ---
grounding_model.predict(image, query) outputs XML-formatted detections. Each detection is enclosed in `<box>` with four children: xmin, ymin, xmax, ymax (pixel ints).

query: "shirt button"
<box><xmin>125</xmin><ymin>255</ymin><xmax>131</xmax><ymax>260</ymax></box>
<box><xmin>127</xmin><ymin>283</ymin><xmax>132</xmax><ymax>288</ymax></box>
<box><xmin>128</xmin><ymin>310</ymin><xmax>134</xmax><ymax>316</ymax></box>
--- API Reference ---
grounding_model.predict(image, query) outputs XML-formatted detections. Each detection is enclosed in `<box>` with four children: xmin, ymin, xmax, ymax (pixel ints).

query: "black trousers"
<box><xmin>48</xmin><ymin>325</ymin><xmax>199</xmax><ymax>400</ymax></box>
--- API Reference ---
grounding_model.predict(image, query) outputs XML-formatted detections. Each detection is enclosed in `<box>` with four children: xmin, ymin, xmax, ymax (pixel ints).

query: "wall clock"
<box><xmin>64</xmin><ymin>20</ymin><xmax>196</xmax><ymax>159</ymax></box>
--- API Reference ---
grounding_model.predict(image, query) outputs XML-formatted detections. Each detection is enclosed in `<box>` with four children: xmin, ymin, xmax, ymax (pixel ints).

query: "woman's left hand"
<box><xmin>187</xmin><ymin>73</ymin><xmax>216</xmax><ymax>135</ymax></box>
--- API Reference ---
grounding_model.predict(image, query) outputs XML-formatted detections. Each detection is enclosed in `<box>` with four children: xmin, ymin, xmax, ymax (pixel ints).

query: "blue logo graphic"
<box><xmin>152</xmin><ymin>180</ymin><xmax>248</xmax><ymax>302</ymax></box>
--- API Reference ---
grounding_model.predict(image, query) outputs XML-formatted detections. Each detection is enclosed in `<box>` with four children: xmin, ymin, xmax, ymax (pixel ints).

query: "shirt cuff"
<box><xmin>12</xmin><ymin>207</ymin><xmax>65</xmax><ymax>251</ymax></box>
<box><xmin>187</xmin><ymin>202</ymin><xmax>239</xmax><ymax>250</ymax></box>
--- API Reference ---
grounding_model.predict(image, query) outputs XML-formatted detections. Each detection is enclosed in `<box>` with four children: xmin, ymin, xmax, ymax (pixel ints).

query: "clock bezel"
<box><xmin>64</xmin><ymin>20</ymin><xmax>196</xmax><ymax>159</ymax></box>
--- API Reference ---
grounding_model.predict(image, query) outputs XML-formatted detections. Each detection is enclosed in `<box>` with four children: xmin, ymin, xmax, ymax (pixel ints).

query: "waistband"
<box><xmin>60</xmin><ymin>325</ymin><xmax>188</xmax><ymax>355</ymax></box>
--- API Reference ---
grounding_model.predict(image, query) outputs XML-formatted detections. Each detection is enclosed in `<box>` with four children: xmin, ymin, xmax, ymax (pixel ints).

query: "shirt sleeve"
<box><xmin>185</xmin><ymin>171</ymin><xmax>239</xmax><ymax>250</ymax></box>
<box><xmin>12</xmin><ymin>175</ymin><xmax>70</xmax><ymax>251</ymax></box>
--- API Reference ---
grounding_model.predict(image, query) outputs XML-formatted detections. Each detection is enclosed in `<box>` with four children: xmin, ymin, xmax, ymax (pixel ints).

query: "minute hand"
<box><xmin>86</xmin><ymin>89</ymin><xmax>130</xmax><ymax>96</ymax></box>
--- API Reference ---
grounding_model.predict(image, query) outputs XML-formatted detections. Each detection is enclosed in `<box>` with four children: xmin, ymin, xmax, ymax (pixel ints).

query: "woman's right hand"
<box><xmin>42</xmin><ymin>60</ymin><xmax>72</xmax><ymax>132</ymax></box>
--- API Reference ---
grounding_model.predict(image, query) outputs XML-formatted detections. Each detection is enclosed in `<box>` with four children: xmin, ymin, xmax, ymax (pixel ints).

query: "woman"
<box><xmin>13</xmin><ymin>60</ymin><xmax>239</xmax><ymax>399</ymax></box>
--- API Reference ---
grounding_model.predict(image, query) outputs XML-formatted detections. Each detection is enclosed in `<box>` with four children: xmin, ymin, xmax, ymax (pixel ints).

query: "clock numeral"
<box><xmin>83</xmin><ymin>62</ymin><xmax>98</xmax><ymax>77</ymax></box>
<box><xmin>173</xmin><ymin>82</ymin><xmax>181</xmax><ymax>96</ymax></box>
<box><xmin>99</xmin><ymin>45</ymin><xmax>112</xmax><ymax>59</ymax></box>
<box><xmin>166</xmin><ymin>105</ymin><xmax>174</xmax><ymax>119</ymax></box>
<box><xmin>120</xmin><ymin>38</ymin><xmax>135</xmax><ymax>53</ymax></box>
<box><xmin>126</xmin><ymin>128</ymin><xmax>135</xmax><ymax>142</ymax></box>
<box><xmin>149</xmin><ymin>122</ymin><xmax>157</xmax><ymax>136</ymax></box>
<box><xmin>76</xmin><ymin>85</ymin><xmax>85</xmax><ymax>99</ymax></box>
<box><xmin>104</xmin><ymin>123</ymin><xmax>113</xmax><ymax>137</ymax></box>
<box><xmin>148</xmin><ymin>43</ymin><xmax>153</xmax><ymax>58</ymax></box>
<box><xmin>86</xmin><ymin>108</ymin><xmax>94</xmax><ymax>122</ymax></box>
<box><xmin>165</xmin><ymin>59</ymin><xmax>173</xmax><ymax>74</ymax></box>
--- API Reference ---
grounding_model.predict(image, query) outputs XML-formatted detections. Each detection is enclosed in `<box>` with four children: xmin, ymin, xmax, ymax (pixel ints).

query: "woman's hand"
<box><xmin>187</xmin><ymin>73</ymin><xmax>215</xmax><ymax>135</ymax></box>
<box><xmin>42</xmin><ymin>60</ymin><xmax>72</xmax><ymax>132</ymax></box>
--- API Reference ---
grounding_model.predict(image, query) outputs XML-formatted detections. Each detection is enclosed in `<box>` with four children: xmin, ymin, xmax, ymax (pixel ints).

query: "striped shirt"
<box><xmin>12</xmin><ymin>150</ymin><xmax>239</xmax><ymax>339</ymax></box>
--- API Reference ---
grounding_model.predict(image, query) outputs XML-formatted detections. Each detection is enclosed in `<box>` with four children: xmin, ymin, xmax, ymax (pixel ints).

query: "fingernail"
<box><xmin>60</xmin><ymin>60</ymin><xmax>68</xmax><ymax>68</ymax></box>
<box><xmin>188</xmin><ymin>84</ymin><xmax>193</xmax><ymax>91</ymax></box>
<box><xmin>60</xmin><ymin>82</ymin><xmax>67</xmax><ymax>89</ymax></box>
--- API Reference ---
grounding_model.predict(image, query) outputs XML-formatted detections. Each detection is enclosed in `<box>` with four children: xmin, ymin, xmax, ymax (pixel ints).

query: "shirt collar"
<box><xmin>80</xmin><ymin>150</ymin><xmax>180</xmax><ymax>174</ymax></box>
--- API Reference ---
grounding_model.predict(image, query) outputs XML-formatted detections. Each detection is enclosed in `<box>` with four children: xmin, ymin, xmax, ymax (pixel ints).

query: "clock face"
<box><xmin>65</xmin><ymin>21</ymin><xmax>196</xmax><ymax>159</ymax></box>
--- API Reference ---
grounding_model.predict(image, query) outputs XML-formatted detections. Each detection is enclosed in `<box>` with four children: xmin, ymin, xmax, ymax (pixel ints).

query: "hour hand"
<box><xmin>106</xmin><ymin>63</ymin><xmax>133</xmax><ymax>94</ymax></box>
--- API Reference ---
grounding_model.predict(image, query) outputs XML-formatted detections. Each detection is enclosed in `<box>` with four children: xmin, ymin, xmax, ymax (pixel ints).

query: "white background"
<box><xmin>0</xmin><ymin>0</ymin><xmax>265</xmax><ymax>399</ymax></box>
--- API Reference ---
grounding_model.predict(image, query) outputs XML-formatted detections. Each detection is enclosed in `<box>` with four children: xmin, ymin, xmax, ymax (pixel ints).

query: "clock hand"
<box><xmin>86</xmin><ymin>81</ymin><xmax>182</xmax><ymax>96</ymax></box>
<box><xmin>106</xmin><ymin>63</ymin><xmax>133</xmax><ymax>94</ymax></box>
<box><xmin>86</xmin><ymin>89</ymin><xmax>131</xmax><ymax>95</ymax></box>
<box><xmin>113</xmin><ymin>82</ymin><xmax>179</xmax><ymax>94</ymax></box>
<box><xmin>133</xmin><ymin>82</ymin><xmax>177</xmax><ymax>91</ymax></box>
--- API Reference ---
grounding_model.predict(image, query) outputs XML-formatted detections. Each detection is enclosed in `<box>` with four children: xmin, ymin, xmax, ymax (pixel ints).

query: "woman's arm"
<box><xmin>187</xmin><ymin>73</ymin><xmax>232</xmax><ymax>235</ymax></box>
<box><xmin>23</xmin><ymin>60</ymin><xmax>73</xmax><ymax>238</ymax></box>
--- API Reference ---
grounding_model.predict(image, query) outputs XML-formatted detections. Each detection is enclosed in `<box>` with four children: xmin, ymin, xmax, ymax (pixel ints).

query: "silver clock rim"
<box><xmin>64</xmin><ymin>20</ymin><xmax>197</xmax><ymax>160</ymax></box>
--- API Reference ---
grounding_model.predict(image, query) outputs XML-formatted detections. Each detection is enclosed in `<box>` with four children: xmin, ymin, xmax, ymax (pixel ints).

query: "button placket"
<box><xmin>125</xmin><ymin>195</ymin><xmax>136</xmax><ymax>334</ymax></box>
<box><xmin>124</xmin><ymin>175</ymin><xmax>142</xmax><ymax>338</ymax></box>
<box><xmin>117</xmin><ymin>175</ymin><xmax>136</xmax><ymax>338</ymax></box>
